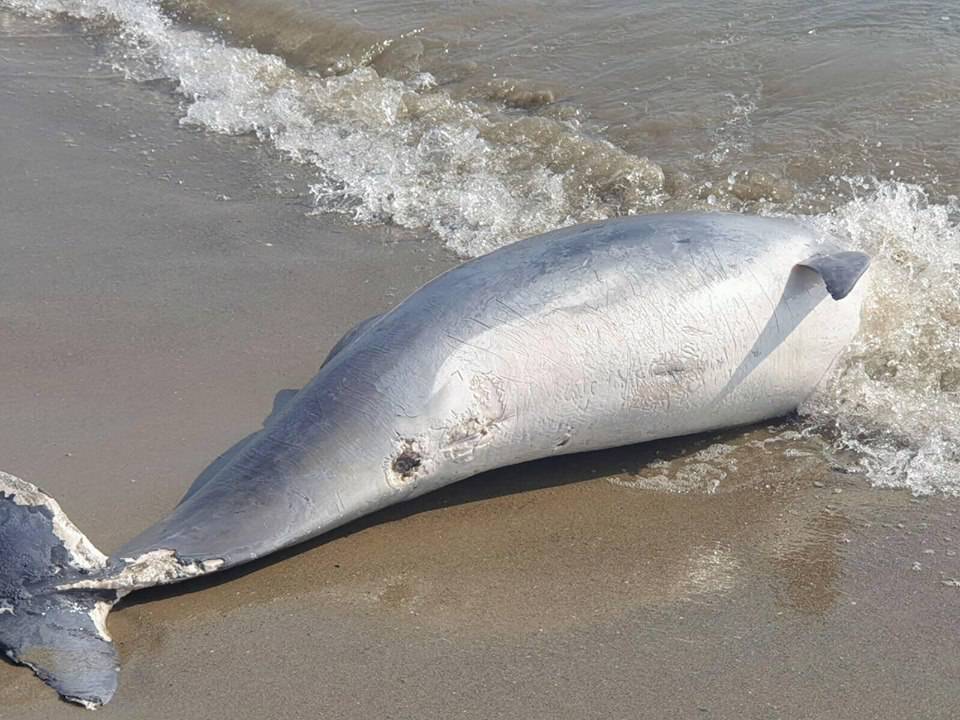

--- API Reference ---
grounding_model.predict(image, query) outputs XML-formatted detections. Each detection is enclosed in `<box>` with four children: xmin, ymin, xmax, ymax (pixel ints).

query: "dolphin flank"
<box><xmin>0</xmin><ymin>212</ymin><xmax>870</xmax><ymax>707</ymax></box>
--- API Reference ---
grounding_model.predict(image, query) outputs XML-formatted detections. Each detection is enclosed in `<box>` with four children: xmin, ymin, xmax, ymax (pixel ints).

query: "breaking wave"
<box><xmin>1</xmin><ymin>0</ymin><xmax>665</xmax><ymax>256</ymax></box>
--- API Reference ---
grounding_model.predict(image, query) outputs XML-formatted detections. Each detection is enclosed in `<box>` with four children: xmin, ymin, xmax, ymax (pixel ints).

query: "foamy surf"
<box><xmin>1</xmin><ymin>0</ymin><xmax>665</xmax><ymax>256</ymax></box>
<box><xmin>799</xmin><ymin>181</ymin><xmax>960</xmax><ymax>496</ymax></box>
<box><xmin>2</xmin><ymin>0</ymin><xmax>958</xmax><ymax>498</ymax></box>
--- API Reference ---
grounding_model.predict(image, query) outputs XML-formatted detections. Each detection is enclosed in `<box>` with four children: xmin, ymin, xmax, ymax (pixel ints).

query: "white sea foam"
<box><xmin>1</xmin><ymin>0</ymin><xmax>664</xmax><ymax>257</ymax></box>
<box><xmin>798</xmin><ymin>181</ymin><xmax>960</xmax><ymax>496</ymax></box>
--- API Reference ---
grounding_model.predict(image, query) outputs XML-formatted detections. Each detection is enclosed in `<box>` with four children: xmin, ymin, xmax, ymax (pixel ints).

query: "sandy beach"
<box><xmin>2</xmin><ymin>10</ymin><xmax>959</xmax><ymax>720</ymax></box>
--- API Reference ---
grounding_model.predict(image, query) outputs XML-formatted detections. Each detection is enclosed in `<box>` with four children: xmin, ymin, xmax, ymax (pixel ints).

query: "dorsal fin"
<box><xmin>322</xmin><ymin>313</ymin><xmax>384</xmax><ymax>368</ymax></box>
<box><xmin>796</xmin><ymin>250</ymin><xmax>870</xmax><ymax>300</ymax></box>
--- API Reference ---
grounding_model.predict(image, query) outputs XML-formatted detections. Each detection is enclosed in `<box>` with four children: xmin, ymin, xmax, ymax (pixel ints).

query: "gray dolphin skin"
<box><xmin>0</xmin><ymin>212</ymin><xmax>870</xmax><ymax>708</ymax></box>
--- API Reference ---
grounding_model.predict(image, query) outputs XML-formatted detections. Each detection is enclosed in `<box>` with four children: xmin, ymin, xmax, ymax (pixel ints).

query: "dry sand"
<box><xmin>1</xmin><ymin>13</ymin><xmax>959</xmax><ymax>720</ymax></box>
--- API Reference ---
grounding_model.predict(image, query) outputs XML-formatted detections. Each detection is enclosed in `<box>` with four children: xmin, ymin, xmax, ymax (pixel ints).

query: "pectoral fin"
<box><xmin>796</xmin><ymin>250</ymin><xmax>870</xmax><ymax>301</ymax></box>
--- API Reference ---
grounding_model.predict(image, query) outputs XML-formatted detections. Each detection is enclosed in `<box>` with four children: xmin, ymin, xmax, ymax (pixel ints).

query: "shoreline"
<box><xmin>1</xmin><ymin>11</ymin><xmax>959</xmax><ymax>719</ymax></box>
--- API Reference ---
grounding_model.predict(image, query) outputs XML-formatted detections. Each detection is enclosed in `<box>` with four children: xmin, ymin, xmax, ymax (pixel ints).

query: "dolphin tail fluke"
<box><xmin>0</xmin><ymin>471</ymin><xmax>119</xmax><ymax>709</ymax></box>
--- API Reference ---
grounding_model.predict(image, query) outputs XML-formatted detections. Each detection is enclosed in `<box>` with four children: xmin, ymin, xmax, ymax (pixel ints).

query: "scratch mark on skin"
<box><xmin>686</xmin><ymin>244</ymin><xmax>711</xmax><ymax>289</ymax></box>
<box><xmin>393</xmin><ymin>399</ymin><xmax>413</xmax><ymax>417</ymax></box>
<box><xmin>554</xmin><ymin>425</ymin><xmax>573</xmax><ymax>449</ymax></box>
<box><xmin>685</xmin><ymin>247</ymin><xmax>739</xmax><ymax>343</ymax></box>
<box><xmin>709</xmin><ymin>245</ymin><xmax>727</xmax><ymax>279</ymax></box>
<box><xmin>288</xmin><ymin>488</ymin><xmax>313</xmax><ymax>508</ymax></box>
<box><xmin>469</xmin><ymin>317</ymin><xmax>494</xmax><ymax>330</ymax></box>
<box><xmin>267</xmin><ymin>437</ymin><xmax>306</xmax><ymax>452</ymax></box>
<box><xmin>488</xmin><ymin>304</ymin><xmax>565</xmax><ymax>371</ymax></box>
<box><xmin>495</xmin><ymin>374</ymin><xmax>534</xmax><ymax>385</ymax></box>
<box><xmin>444</xmin><ymin>333</ymin><xmax>508</xmax><ymax>362</ymax></box>
<box><xmin>494</xmin><ymin>298</ymin><xmax>530</xmax><ymax>324</ymax></box>
<box><xmin>745</xmin><ymin>265</ymin><xmax>780</xmax><ymax>332</ymax></box>
<box><xmin>716</xmin><ymin>304</ymin><xmax>740</xmax><ymax>355</ymax></box>
<box><xmin>735</xmin><ymin>292</ymin><xmax>763</xmax><ymax>339</ymax></box>
<box><xmin>812</xmin><ymin>345</ymin><xmax>846</xmax><ymax>392</ymax></box>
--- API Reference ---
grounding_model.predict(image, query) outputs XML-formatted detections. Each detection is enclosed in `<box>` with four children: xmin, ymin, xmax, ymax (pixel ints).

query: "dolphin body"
<box><xmin>0</xmin><ymin>212</ymin><xmax>870</xmax><ymax>707</ymax></box>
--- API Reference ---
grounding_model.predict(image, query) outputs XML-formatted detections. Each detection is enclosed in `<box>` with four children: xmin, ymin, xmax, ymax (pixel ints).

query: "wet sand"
<box><xmin>1</xmin><ymin>14</ymin><xmax>959</xmax><ymax>720</ymax></box>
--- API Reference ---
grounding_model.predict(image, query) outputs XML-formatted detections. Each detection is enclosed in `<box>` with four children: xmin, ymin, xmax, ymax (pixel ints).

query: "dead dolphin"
<box><xmin>0</xmin><ymin>212</ymin><xmax>870</xmax><ymax>707</ymax></box>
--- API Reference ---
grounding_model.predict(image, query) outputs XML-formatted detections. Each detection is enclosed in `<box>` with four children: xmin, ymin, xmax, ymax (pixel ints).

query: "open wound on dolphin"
<box><xmin>59</xmin><ymin>550</ymin><xmax>224</xmax><ymax>593</ymax></box>
<box><xmin>390</xmin><ymin>438</ymin><xmax>424</xmax><ymax>484</ymax></box>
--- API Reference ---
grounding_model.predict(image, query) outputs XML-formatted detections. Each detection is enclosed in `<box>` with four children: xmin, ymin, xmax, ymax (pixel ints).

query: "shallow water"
<box><xmin>1</xmin><ymin>0</ymin><xmax>958</xmax><ymax>495</ymax></box>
